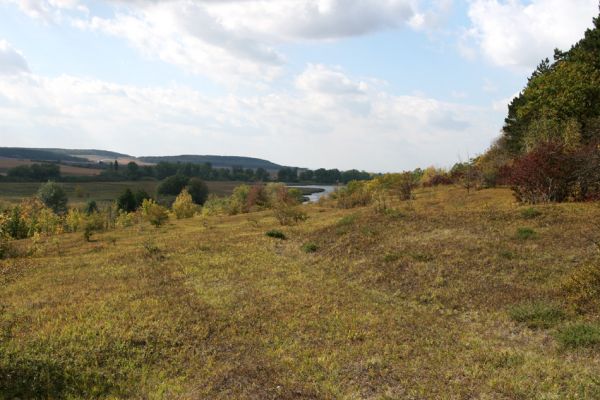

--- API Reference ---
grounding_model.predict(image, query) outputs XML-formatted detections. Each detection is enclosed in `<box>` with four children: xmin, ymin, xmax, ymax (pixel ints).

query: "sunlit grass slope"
<box><xmin>1</xmin><ymin>186</ymin><xmax>600</xmax><ymax>399</ymax></box>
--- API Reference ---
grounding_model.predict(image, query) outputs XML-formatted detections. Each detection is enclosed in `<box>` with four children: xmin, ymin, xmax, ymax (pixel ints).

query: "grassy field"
<box><xmin>1</xmin><ymin>186</ymin><xmax>600</xmax><ymax>398</ymax></box>
<box><xmin>0</xmin><ymin>181</ymin><xmax>245</xmax><ymax>206</ymax></box>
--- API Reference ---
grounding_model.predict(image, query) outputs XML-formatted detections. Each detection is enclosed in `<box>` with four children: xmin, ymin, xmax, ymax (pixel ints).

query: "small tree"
<box><xmin>37</xmin><ymin>181</ymin><xmax>68</xmax><ymax>214</ymax></box>
<box><xmin>172</xmin><ymin>189</ymin><xmax>197</xmax><ymax>219</ymax></box>
<box><xmin>84</xmin><ymin>200</ymin><xmax>98</xmax><ymax>215</ymax></box>
<box><xmin>157</xmin><ymin>175</ymin><xmax>189</xmax><ymax>196</ymax></box>
<box><xmin>117</xmin><ymin>188</ymin><xmax>137</xmax><ymax>213</ymax></box>
<box><xmin>186</xmin><ymin>178</ymin><xmax>209</xmax><ymax>205</ymax></box>
<box><xmin>134</xmin><ymin>189</ymin><xmax>151</xmax><ymax>208</ymax></box>
<box><xmin>141</xmin><ymin>199</ymin><xmax>169</xmax><ymax>227</ymax></box>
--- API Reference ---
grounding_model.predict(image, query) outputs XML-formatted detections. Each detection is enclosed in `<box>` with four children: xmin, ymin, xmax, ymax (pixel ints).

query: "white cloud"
<box><xmin>1</xmin><ymin>0</ymin><xmax>87</xmax><ymax>22</ymax></box>
<box><xmin>466</xmin><ymin>0</ymin><xmax>598</xmax><ymax>69</ymax></box>
<box><xmin>71</xmin><ymin>0</ymin><xmax>450</xmax><ymax>83</ymax></box>
<box><xmin>0</xmin><ymin>65</ymin><xmax>500</xmax><ymax>171</ymax></box>
<box><xmin>0</xmin><ymin>40</ymin><xmax>29</xmax><ymax>75</ymax></box>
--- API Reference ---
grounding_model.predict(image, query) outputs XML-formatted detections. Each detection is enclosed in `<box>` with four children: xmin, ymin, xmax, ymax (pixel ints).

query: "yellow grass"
<box><xmin>1</xmin><ymin>186</ymin><xmax>599</xmax><ymax>398</ymax></box>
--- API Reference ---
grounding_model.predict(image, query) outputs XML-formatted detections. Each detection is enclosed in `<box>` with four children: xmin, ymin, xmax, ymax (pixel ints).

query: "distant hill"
<box><xmin>0</xmin><ymin>148</ymin><xmax>286</xmax><ymax>171</ymax></box>
<box><xmin>138</xmin><ymin>155</ymin><xmax>283</xmax><ymax>170</ymax></box>
<box><xmin>46</xmin><ymin>149</ymin><xmax>131</xmax><ymax>159</ymax></box>
<box><xmin>0</xmin><ymin>148</ymin><xmax>89</xmax><ymax>163</ymax></box>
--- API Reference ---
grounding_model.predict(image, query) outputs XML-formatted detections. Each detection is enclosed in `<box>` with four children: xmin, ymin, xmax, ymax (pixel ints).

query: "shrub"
<box><xmin>37</xmin><ymin>181</ymin><xmax>67</xmax><ymax>214</ymax></box>
<box><xmin>201</xmin><ymin>194</ymin><xmax>228</xmax><ymax>216</ymax></box>
<box><xmin>141</xmin><ymin>199</ymin><xmax>169</xmax><ymax>227</ymax></box>
<box><xmin>562</xmin><ymin>264</ymin><xmax>600</xmax><ymax>313</ymax></box>
<box><xmin>134</xmin><ymin>189</ymin><xmax>151</xmax><ymax>208</ymax></box>
<box><xmin>516</xmin><ymin>227</ymin><xmax>536</xmax><ymax>240</ymax></box>
<box><xmin>287</xmin><ymin>188</ymin><xmax>305</xmax><ymax>204</ymax></box>
<box><xmin>421</xmin><ymin>167</ymin><xmax>452</xmax><ymax>187</ymax></box>
<box><xmin>65</xmin><ymin>208</ymin><xmax>84</xmax><ymax>232</ymax></box>
<box><xmin>157</xmin><ymin>174</ymin><xmax>189</xmax><ymax>196</ymax></box>
<box><xmin>246</xmin><ymin>184</ymin><xmax>269</xmax><ymax>211</ymax></box>
<box><xmin>508</xmin><ymin>142</ymin><xmax>577</xmax><ymax>203</ymax></box>
<box><xmin>4</xmin><ymin>207</ymin><xmax>28</xmax><ymax>239</ymax></box>
<box><xmin>556</xmin><ymin>323</ymin><xmax>600</xmax><ymax>348</ymax></box>
<box><xmin>273</xmin><ymin>204</ymin><xmax>307</xmax><ymax>226</ymax></box>
<box><xmin>115</xmin><ymin>210</ymin><xmax>136</xmax><ymax>228</ymax></box>
<box><xmin>84</xmin><ymin>200</ymin><xmax>98</xmax><ymax>215</ymax></box>
<box><xmin>117</xmin><ymin>188</ymin><xmax>137</xmax><ymax>213</ymax></box>
<box><xmin>334</xmin><ymin>181</ymin><xmax>372</xmax><ymax>209</ymax></box>
<box><xmin>185</xmin><ymin>178</ymin><xmax>209</xmax><ymax>205</ymax></box>
<box><xmin>509</xmin><ymin>302</ymin><xmax>565</xmax><ymax>329</ymax></box>
<box><xmin>302</xmin><ymin>242</ymin><xmax>318</xmax><ymax>253</ymax></box>
<box><xmin>266</xmin><ymin>230</ymin><xmax>286</xmax><ymax>239</ymax></box>
<box><xmin>81</xmin><ymin>212</ymin><xmax>104</xmax><ymax>242</ymax></box>
<box><xmin>172</xmin><ymin>189</ymin><xmax>197</xmax><ymax>219</ymax></box>
<box><xmin>228</xmin><ymin>185</ymin><xmax>251</xmax><ymax>215</ymax></box>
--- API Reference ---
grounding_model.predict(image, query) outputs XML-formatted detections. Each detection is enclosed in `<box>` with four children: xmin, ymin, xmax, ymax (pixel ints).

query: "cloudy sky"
<box><xmin>0</xmin><ymin>0</ymin><xmax>597</xmax><ymax>171</ymax></box>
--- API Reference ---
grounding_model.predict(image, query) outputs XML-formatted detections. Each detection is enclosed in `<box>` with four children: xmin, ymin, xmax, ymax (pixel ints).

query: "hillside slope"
<box><xmin>138</xmin><ymin>155</ymin><xmax>283</xmax><ymax>170</ymax></box>
<box><xmin>1</xmin><ymin>187</ymin><xmax>599</xmax><ymax>398</ymax></box>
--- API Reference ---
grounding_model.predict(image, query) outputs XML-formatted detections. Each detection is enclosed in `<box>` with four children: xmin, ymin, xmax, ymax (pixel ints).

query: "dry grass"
<box><xmin>1</xmin><ymin>186</ymin><xmax>600</xmax><ymax>398</ymax></box>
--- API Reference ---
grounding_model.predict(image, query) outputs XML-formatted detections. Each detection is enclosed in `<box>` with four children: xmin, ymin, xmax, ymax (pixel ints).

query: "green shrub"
<box><xmin>556</xmin><ymin>323</ymin><xmax>600</xmax><ymax>348</ymax></box>
<box><xmin>186</xmin><ymin>178</ymin><xmax>209</xmax><ymax>205</ymax></box>
<box><xmin>157</xmin><ymin>174</ymin><xmax>189</xmax><ymax>196</ymax></box>
<box><xmin>509</xmin><ymin>301</ymin><xmax>565</xmax><ymax>329</ymax></box>
<box><xmin>302</xmin><ymin>242</ymin><xmax>318</xmax><ymax>253</ymax></box>
<box><xmin>37</xmin><ymin>181</ymin><xmax>67</xmax><ymax>214</ymax></box>
<box><xmin>266</xmin><ymin>230</ymin><xmax>286</xmax><ymax>240</ymax></box>
<box><xmin>516</xmin><ymin>227</ymin><xmax>536</xmax><ymax>240</ymax></box>
<box><xmin>520</xmin><ymin>207</ymin><xmax>542</xmax><ymax>219</ymax></box>
<box><xmin>84</xmin><ymin>200</ymin><xmax>98</xmax><ymax>215</ymax></box>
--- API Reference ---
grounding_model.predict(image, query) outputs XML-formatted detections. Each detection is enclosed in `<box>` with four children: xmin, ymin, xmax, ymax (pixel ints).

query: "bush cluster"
<box><xmin>507</xmin><ymin>142</ymin><xmax>600</xmax><ymax>203</ymax></box>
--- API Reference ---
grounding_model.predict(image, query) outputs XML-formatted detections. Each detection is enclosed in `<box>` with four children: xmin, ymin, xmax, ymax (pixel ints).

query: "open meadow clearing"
<box><xmin>1</xmin><ymin>186</ymin><xmax>600</xmax><ymax>399</ymax></box>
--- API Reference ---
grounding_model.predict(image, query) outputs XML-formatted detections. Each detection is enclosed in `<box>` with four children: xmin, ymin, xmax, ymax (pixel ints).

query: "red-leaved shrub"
<box><xmin>508</xmin><ymin>141</ymin><xmax>600</xmax><ymax>203</ymax></box>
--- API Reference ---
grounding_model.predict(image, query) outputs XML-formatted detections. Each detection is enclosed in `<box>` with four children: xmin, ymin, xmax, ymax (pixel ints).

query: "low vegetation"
<box><xmin>1</xmin><ymin>185</ymin><xmax>599</xmax><ymax>398</ymax></box>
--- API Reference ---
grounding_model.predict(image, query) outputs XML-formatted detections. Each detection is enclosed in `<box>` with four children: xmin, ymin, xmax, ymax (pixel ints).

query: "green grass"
<box><xmin>556</xmin><ymin>323</ymin><xmax>600</xmax><ymax>348</ymax></box>
<box><xmin>509</xmin><ymin>301</ymin><xmax>565</xmax><ymax>329</ymax></box>
<box><xmin>1</xmin><ymin>186</ymin><xmax>600</xmax><ymax>398</ymax></box>
<box><xmin>516</xmin><ymin>227</ymin><xmax>537</xmax><ymax>240</ymax></box>
<box><xmin>520</xmin><ymin>207</ymin><xmax>542</xmax><ymax>219</ymax></box>
<box><xmin>301</xmin><ymin>242</ymin><xmax>318</xmax><ymax>253</ymax></box>
<box><xmin>265</xmin><ymin>229</ymin><xmax>286</xmax><ymax>239</ymax></box>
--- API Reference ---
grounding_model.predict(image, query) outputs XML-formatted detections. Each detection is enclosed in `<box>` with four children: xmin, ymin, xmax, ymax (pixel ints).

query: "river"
<box><xmin>287</xmin><ymin>185</ymin><xmax>339</xmax><ymax>203</ymax></box>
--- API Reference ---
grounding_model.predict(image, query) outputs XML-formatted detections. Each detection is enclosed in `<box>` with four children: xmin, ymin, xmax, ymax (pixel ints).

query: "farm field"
<box><xmin>0</xmin><ymin>181</ymin><xmax>245</xmax><ymax>206</ymax></box>
<box><xmin>0</xmin><ymin>158</ymin><xmax>103</xmax><ymax>176</ymax></box>
<box><xmin>1</xmin><ymin>186</ymin><xmax>600</xmax><ymax>398</ymax></box>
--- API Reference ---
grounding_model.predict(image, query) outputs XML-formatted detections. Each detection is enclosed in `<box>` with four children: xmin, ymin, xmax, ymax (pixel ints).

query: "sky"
<box><xmin>0</xmin><ymin>0</ymin><xmax>598</xmax><ymax>171</ymax></box>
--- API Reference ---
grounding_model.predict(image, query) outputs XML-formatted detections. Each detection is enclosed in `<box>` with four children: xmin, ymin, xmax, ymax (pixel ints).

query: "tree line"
<box><xmin>2</xmin><ymin>160</ymin><xmax>372</xmax><ymax>185</ymax></box>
